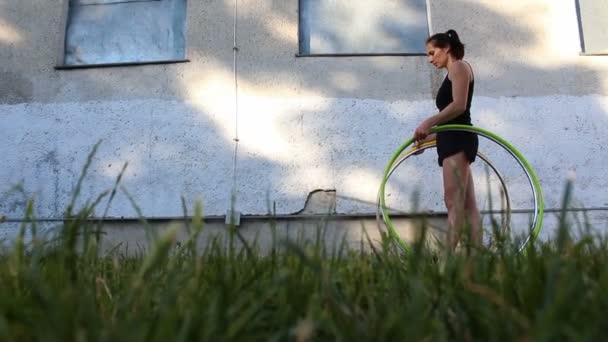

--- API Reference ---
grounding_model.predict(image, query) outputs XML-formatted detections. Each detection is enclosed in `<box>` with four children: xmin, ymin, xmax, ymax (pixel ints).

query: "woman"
<box><xmin>414</xmin><ymin>29</ymin><xmax>481</xmax><ymax>249</ymax></box>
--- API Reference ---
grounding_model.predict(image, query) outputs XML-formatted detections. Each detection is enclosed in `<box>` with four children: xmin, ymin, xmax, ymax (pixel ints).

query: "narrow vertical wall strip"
<box><xmin>230</xmin><ymin>0</ymin><xmax>240</xmax><ymax>224</ymax></box>
<box><xmin>425</xmin><ymin>0</ymin><xmax>433</xmax><ymax>35</ymax></box>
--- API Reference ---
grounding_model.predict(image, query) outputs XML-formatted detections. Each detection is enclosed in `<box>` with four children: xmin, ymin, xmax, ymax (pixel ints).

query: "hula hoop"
<box><xmin>376</xmin><ymin>140</ymin><xmax>512</xmax><ymax>242</ymax></box>
<box><xmin>378</xmin><ymin>124</ymin><xmax>544</xmax><ymax>253</ymax></box>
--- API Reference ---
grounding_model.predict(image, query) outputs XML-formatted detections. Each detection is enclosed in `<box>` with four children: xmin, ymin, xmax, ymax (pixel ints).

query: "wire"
<box><xmin>229</xmin><ymin>0</ymin><xmax>240</xmax><ymax>224</ymax></box>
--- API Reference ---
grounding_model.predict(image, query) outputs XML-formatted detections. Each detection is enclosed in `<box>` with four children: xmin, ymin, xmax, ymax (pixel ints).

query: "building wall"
<box><xmin>1</xmin><ymin>1</ymin><xmax>607</xmax><ymax>228</ymax></box>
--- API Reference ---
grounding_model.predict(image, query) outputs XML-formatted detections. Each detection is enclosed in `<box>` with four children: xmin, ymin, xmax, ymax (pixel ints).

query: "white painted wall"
<box><xmin>2</xmin><ymin>94</ymin><xmax>606</xmax><ymax>217</ymax></box>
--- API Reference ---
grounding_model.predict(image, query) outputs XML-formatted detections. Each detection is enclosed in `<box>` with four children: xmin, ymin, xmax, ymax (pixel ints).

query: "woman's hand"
<box><xmin>414</xmin><ymin>119</ymin><xmax>433</xmax><ymax>142</ymax></box>
<box><xmin>413</xmin><ymin>132</ymin><xmax>436</xmax><ymax>155</ymax></box>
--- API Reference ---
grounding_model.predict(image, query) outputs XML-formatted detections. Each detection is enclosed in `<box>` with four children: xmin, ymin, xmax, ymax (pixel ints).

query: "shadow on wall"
<box><xmin>0</xmin><ymin>0</ymin><xmax>607</xmax><ymax>221</ymax></box>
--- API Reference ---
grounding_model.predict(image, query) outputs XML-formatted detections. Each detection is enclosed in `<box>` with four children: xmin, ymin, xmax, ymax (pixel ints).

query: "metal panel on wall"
<box><xmin>64</xmin><ymin>0</ymin><xmax>187</xmax><ymax>66</ymax></box>
<box><xmin>577</xmin><ymin>0</ymin><xmax>608</xmax><ymax>53</ymax></box>
<box><xmin>74</xmin><ymin>0</ymin><xmax>160</xmax><ymax>6</ymax></box>
<box><xmin>299</xmin><ymin>0</ymin><xmax>429</xmax><ymax>54</ymax></box>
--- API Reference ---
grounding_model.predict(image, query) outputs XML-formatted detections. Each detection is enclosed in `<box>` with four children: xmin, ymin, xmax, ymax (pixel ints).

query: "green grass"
<box><xmin>2</xmin><ymin>196</ymin><xmax>608</xmax><ymax>341</ymax></box>
<box><xmin>1</xmin><ymin>145</ymin><xmax>607</xmax><ymax>341</ymax></box>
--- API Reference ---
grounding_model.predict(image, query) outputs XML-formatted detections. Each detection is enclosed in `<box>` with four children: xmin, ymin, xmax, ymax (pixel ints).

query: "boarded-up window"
<box><xmin>298</xmin><ymin>0</ymin><xmax>429</xmax><ymax>55</ymax></box>
<box><xmin>576</xmin><ymin>0</ymin><xmax>608</xmax><ymax>54</ymax></box>
<box><xmin>63</xmin><ymin>0</ymin><xmax>187</xmax><ymax>66</ymax></box>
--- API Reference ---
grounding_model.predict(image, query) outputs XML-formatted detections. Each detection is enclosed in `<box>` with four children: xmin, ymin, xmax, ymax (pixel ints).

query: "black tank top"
<box><xmin>435</xmin><ymin>67</ymin><xmax>474</xmax><ymax>125</ymax></box>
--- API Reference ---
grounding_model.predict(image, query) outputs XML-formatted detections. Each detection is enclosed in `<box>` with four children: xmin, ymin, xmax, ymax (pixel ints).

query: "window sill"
<box><xmin>295</xmin><ymin>53</ymin><xmax>426</xmax><ymax>57</ymax></box>
<box><xmin>579</xmin><ymin>52</ymin><xmax>608</xmax><ymax>56</ymax></box>
<box><xmin>55</xmin><ymin>59</ymin><xmax>190</xmax><ymax>70</ymax></box>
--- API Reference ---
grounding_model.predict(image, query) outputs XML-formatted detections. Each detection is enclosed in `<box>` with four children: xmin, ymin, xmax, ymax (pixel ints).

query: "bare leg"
<box><xmin>464</xmin><ymin>170</ymin><xmax>482</xmax><ymax>246</ymax></box>
<box><xmin>442</xmin><ymin>152</ymin><xmax>470</xmax><ymax>250</ymax></box>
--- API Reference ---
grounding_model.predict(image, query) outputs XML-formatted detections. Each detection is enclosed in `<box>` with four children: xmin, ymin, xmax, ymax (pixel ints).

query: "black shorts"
<box><xmin>436</xmin><ymin>130</ymin><xmax>478</xmax><ymax>167</ymax></box>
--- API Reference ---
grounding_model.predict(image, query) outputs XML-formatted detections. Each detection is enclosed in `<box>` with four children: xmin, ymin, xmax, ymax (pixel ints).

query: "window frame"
<box><xmin>55</xmin><ymin>0</ymin><xmax>190</xmax><ymax>70</ymax></box>
<box><xmin>575</xmin><ymin>0</ymin><xmax>608</xmax><ymax>56</ymax></box>
<box><xmin>296</xmin><ymin>0</ymin><xmax>431</xmax><ymax>57</ymax></box>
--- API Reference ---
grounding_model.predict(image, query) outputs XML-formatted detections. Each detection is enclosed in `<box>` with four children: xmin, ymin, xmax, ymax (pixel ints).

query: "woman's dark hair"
<box><xmin>426</xmin><ymin>29</ymin><xmax>465</xmax><ymax>59</ymax></box>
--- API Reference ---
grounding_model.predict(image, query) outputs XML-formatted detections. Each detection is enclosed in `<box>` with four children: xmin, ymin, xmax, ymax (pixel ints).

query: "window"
<box><xmin>576</xmin><ymin>0</ymin><xmax>608</xmax><ymax>55</ymax></box>
<box><xmin>298</xmin><ymin>0</ymin><xmax>429</xmax><ymax>56</ymax></box>
<box><xmin>60</xmin><ymin>0</ymin><xmax>188</xmax><ymax>67</ymax></box>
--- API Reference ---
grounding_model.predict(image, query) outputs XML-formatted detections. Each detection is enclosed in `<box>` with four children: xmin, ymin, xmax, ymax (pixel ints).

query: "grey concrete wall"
<box><xmin>1</xmin><ymin>0</ymin><xmax>608</xmax><ymax>243</ymax></box>
<box><xmin>2</xmin><ymin>0</ymin><xmax>607</xmax><ymax>104</ymax></box>
<box><xmin>3</xmin><ymin>209</ymin><xmax>604</xmax><ymax>255</ymax></box>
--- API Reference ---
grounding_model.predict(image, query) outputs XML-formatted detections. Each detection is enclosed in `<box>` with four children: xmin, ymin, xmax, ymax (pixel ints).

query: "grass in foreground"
<box><xmin>1</xmin><ymin>144</ymin><xmax>606</xmax><ymax>341</ymax></box>
<box><xmin>1</xmin><ymin>197</ymin><xmax>608</xmax><ymax>341</ymax></box>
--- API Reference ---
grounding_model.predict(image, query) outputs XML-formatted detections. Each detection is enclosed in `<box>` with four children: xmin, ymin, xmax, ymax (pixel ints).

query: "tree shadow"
<box><xmin>0</xmin><ymin>0</ymin><xmax>607</xmax><ymax>243</ymax></box>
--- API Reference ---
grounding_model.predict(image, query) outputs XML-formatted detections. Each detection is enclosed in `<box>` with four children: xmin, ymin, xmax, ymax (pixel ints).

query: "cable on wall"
<box><xmin>228</xmin><ymin>0</ymin><xmax>241</xmax><ymax>226</ymax></box>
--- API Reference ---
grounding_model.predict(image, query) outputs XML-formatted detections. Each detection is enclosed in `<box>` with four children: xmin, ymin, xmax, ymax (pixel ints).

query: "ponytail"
<box><xmin>426</xmin><ymin>29</ymin><xmax>465</xmax><ymax>59</ymax></box>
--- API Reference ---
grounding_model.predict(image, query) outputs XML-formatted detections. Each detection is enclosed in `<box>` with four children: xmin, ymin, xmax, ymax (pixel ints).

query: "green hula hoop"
<box><xmin>376</xmin><ymin>140</ymin><xmax>513</xmax><ymax>245</ymax></box>
<box><xmin>379</xmin><ymin>124</ymin><xmax>544</xmax><ymax>253</ymax></box>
